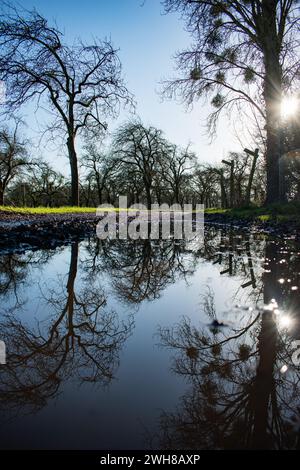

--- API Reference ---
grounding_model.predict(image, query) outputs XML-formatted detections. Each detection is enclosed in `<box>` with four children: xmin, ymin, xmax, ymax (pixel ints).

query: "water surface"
<box><xmin>0</xmin><ymin>227</ymin><xmax>300</xmax><ymax>449</ymax></box>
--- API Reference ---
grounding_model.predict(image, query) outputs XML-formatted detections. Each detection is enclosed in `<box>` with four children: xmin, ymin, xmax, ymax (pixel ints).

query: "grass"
<box><xmin>206</xmin><ymin>202</ymin><xmax>300</xmax><ymax>223</ymax></box>
<box><xmin>0</xmin><ymin>205</ymin><xmax>205</xmax><ymax>215</ymax></box>
<box><xmin>1</xmin><ymin>203</ymin><xmax>299</xmax><ymax>223</ymax></box>
<box><xmin>0</xmin><ymin>205</ymin><xmax>97</xmax><ymax>214</ymax></box>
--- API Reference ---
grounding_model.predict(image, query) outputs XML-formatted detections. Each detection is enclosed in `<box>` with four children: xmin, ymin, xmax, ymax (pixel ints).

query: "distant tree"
<box><xmin>159</xmin><ymin>145</ymin><xmax>195</xmax><ymax>204</ymax></box>
<box><xmin>162</xmin><ymin>0</ymin><xmax>300</xmax><ymax>204</ymax></box>
<box><xmin>113</xmin><ymin>161</ymin><xmax>145</xmax><ymax>206</ymax></box>
<box><xmin>0</xmin><ymin>5</ymin><xmax>132</xmax><ymax>205</ymax></box>
<box><xmin>25</xmin><ymin>162</ymin><xmax>68</xmax><ymax>207</ymax></box>
<box><xmin>221</xmin><ymin>151</ymin><xmax>259</xmax><ymax>207</ymax></box>
<box><xmin>81</xmin><ymin>144</ymin><xmax>118</xmax><ymax>205</ymax></box>
<box><xmin>192</xmin><ymin>164</ymin><xmax>220</xmax><ymax>207</ymax></box>
<box><xmin>113</xmin><ymin>121</ymin><xmax>169</xmax><ymax>209</ymax></box>
<box><xmin>0</xmin><ymin>122</ymin><xmax>28</xmax><ymax>205</ymax></box>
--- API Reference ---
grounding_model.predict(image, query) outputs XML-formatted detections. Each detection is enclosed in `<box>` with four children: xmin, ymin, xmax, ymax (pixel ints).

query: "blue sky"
<box><xmin>15</xmin><ymin>0</ymin><xmax>241</xmax><ymax>174</ymax></box>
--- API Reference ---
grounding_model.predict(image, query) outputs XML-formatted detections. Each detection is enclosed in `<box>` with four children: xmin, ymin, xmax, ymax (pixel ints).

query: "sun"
<box><xmin>278</xmin><ymin>314</ymin><xmax>293</xmax><ymax>330</ymax></box>
<box><xmin>281</xmin><ymin>95</ymin><xmax>299</xmax><ymax>120</ymax></box>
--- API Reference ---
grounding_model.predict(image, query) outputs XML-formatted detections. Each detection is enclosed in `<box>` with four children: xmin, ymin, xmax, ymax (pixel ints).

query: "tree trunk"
<box><xmin>251</xmin><ymin>240</ymin><xmax>279</xmax><ymax>448</ymax></box>
<box><xmin>229</xmin><ymin>161</ymin><xmax>234</xmax><ymax>208</ymax></box>
<box><xmin>66</xmin><ymin>242</ymin><xmax>79</xmax><ymax>334</ymax></box>
<box><xmin>145</xmin><ymin>183</ymin><xmax>152</xmax><ymax>210</ymax></box>
<box><xmin>67</xmin><ymin>135</ymin><xmax>79</xmax><ymax>206</ymax></box>
<box><xmin>0</xmin><ymin>181</ymin><xmax>4</xmax><ymax>206</ymax></box>
<box><xmin>251</xmin><ymin>311</ymin><xmax>277</xmax><ymax>449</ymax></box>
<box><xmin>220</xmin><ymin>171</ymin><xmax>227</xmax><ymax>208</ymax></box>
<box><xmin>86</xmin><ymin>180</ymin><xmax>91</xmax><ymax>206</ymax></box>
<box><xmin>174</xmin><ymin>184</ymin><xmax>180</xmax><ymax>205</ymax></box>
<box><xmin>96</xmin><ymin>175</ymin><xmax>102</xmax><ymax>205</ymax></box>
<box><xmin>261</xmin><ymin>0</ymin><xmax>283</xmax><ymax>204</ymax></box>
<box><xmin>245</xmin><ymin>149</ymin><xmax>259</xmax><ymax>206</ymax></box>
<box><xmin>264</xmin><ymin>76</ymin><xmax>282</xmax><ymax>204</ymax></box>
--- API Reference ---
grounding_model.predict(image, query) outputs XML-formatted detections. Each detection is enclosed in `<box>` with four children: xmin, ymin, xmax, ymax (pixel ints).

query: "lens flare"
<box><xmin>281</xmin><ymin>96</ymin><xmax>299</xmax><ymax>119</ymax></box>
<box><xmin>278</xmin><ymin>314</ymin><xmax>293</xmax><ymax>329</ymax></box>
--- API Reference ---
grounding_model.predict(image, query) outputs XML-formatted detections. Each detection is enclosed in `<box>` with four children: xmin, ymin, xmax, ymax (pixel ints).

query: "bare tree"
<box><xmin>81</xmin><ymin>143</ymin><xmax>118</xmax><ymax>205</ymax></box>
<box><xmin>0</xmin><ymin>5</ymin><xmax>133</xmax><ymax>205</ymax></box>
<box><xmin>192</xmin><ymin>164</ymin><xmax>220</xmax><ymax>206</ymax></box>
<box><xmin>0</xmin><ymin>121</ymin><xmax>28</xmax><ymax>205</ymax></box>
<box><xmin>26</xmin><ymin>162</ymin><xmax>67</xmax><ymax>207</ymax></box>
<box><xmin>162</xmin><ymin>0</ymin><xmax>300</xmax><ymax>204</ymax></box>
<box><xmin>113</xmin><ymin>121</ymin><xmax>169</xmax><ymax>209</ymax></box>
<box><xmin>159</xmin><ymin>145</ymin><xmax>195</xmax><ymax>204</ymax></box>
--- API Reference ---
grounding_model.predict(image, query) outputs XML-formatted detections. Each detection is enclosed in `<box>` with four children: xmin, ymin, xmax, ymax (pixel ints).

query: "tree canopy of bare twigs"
<box><xmin>0</xmin><ymin>3</ymin><xmax>133</xmax><ymax>205</ymax></box>
<box><xmin>162</xmin><ymin>0</ymin><xmax>300</xmax><ymax>203</ymax></box>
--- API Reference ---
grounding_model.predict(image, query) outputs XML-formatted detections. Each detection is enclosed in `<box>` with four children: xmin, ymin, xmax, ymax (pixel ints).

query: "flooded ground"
<box><xmin>0</xmin><ymin>226</ymin><xmax>300</xmax><ymax>450</ymax></box>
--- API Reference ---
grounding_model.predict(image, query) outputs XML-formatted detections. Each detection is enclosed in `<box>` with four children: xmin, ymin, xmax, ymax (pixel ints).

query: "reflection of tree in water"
<box><xmin>158</xmin><ymin>281</ymin><xmax>300</xmax><ymax>449</ymax></box>
<box><xmin>0</xmin><ymin>242</ymin><xmax>133</xmax><ymax>418</ymax></box>
<box><xmin>83</xmin><ymin>238</ymin><xmax>197</xmax><ymax>304</ymax></box>
<box><xmin>161</xmin><ymin>312</ymin><xmax>300</xmax><ymax>449</ymax></box>
<box><xmin>196</xmin><ymin>228</ymin><xmax>300</xmax><ymax>309</ymax></box>
<box><xmin>1</xmin><ymin>227</ymin><xmax>300</xmax><ymax>437</ymax></box>
<box><xmin>0</xmin><ymin>250</ymin><xmax>56</xmax><ymax>304</ymax></box>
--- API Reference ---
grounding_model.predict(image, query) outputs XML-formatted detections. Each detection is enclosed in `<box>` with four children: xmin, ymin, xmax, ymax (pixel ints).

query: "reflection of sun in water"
<box><xmin>278</xmin><ymin>314</ymin><xmax>293</xmax><ymax>330</ymax></box>
<box><xmin>281</xmin><ymin>96</ymin><xmax>299</xmax><ymax>119</ymax></box>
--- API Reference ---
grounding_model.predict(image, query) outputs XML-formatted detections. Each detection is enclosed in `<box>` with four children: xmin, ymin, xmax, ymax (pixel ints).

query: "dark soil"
<box><xmin>0</xmin><ymin>211</ymin><xmax>101</xmax><ymax>253</ymax></box>
<box><xmin>0</xmin><ymin>210</ymin><xmax>299</xmax><ymax>254</ymax></box>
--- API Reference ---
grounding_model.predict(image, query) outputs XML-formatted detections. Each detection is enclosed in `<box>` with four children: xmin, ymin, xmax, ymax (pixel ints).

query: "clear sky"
<box><xmin>14</xmin><ymin>0</ymin><xmax>242</xmax><ymax>174</ymax></box>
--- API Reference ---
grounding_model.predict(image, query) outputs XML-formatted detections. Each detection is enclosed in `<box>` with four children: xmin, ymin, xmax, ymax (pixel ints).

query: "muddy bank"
<box><xmin>0</xmin><ymin>210</ymin><xmax>299</xmax><ymax>253</ymax></box>
<box><xmin>204</xmin><ymin>212</ymin><xmax>300</xmax><ymax>238</ymax></box>
<box><xmin>0</xmin><ymin>212</ymin><xmax>101</xmax><ymax>253</ymax></box>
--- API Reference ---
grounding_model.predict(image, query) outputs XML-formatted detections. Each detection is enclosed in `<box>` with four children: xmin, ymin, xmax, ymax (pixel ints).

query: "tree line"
<box><xmin>2</xmin><ymin>119</ymin><xmax>270</xmax><ymax>208</ymax></box>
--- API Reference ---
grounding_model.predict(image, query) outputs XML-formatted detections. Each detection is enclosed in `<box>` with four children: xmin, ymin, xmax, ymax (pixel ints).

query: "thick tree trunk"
<box><xmin>251</xmin><ymin>241</ymin><xmax>280</xmax><ymax>448</ymax></box>
<box><xmin>261</xmin><ymin>1</ymin><xmax>283</xmax><ymax>204</ymax></box>
<box><xmin>67</xmin><ymin>135</ymin><xmax>79</xmax><ymax>206</ymax></box>
<box><xmin>251</xmin><ymin>311</ymin><xmax>277</xmax><ymax>449</ymax></box>
<box><xmin>174</xmin><ymin>184</ymin><xmax>180</xmax><ymax>205</ymax></box>
<box><xmin>145</xmin><ymin>183</ymin><xmax>152</xmax><ymax>210</ymax></box>
<box><xmin>264</xmin><ymin>82</ymin><xmax>282</xmax><ymax>204</ymax></box>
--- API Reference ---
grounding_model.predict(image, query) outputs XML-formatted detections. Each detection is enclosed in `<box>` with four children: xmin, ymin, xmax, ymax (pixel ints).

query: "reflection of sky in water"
<box><xmin>0</xmin><ymin>229</ymin><xmax>300</xmax><ymax>449</ymax></box>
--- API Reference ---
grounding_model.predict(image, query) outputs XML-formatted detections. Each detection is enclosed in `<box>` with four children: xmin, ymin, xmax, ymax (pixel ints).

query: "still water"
<box><xmin>0</xmin><ymin>226</ymin><xmax>300</xmax><ymax>450</ymax></box>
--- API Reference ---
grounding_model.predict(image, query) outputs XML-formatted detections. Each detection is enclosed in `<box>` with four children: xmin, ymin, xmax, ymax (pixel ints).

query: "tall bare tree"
<box><xmin>0</xmin><ymin>5</ymin><xmax>132</xmax><ymax>205</ymax></box>
<box><xmin>162</xmin><ymin>0</ymin><xmax>300</xmax><ymax>204</ymax></box>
